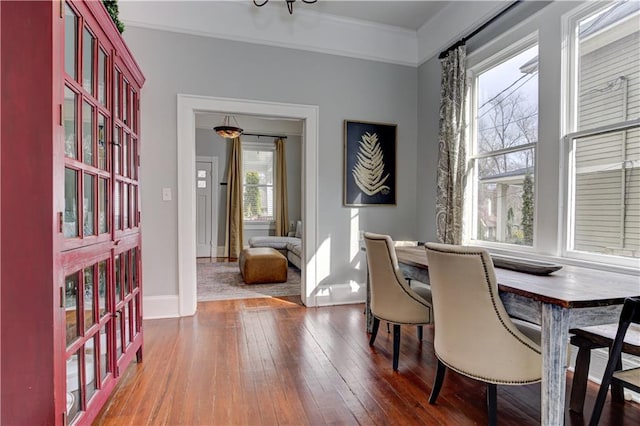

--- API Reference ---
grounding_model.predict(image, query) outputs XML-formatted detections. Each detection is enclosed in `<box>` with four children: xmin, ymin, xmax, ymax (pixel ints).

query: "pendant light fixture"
<box><xmin>253</xmin><ymin>0</ymin><xmax>318</xmax><ymax>15</ymax></box>
<box><xmin>214</xmin><ymin>115</ymin><xmax>243</xmax><ymax>139</ymax></box>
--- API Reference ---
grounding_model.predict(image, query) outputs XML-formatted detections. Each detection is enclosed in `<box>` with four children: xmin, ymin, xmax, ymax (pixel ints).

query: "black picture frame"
<box><xmin>343</xmin><ymin>120</ymin><xmax>396</xmax><ymax>206</ymax></box>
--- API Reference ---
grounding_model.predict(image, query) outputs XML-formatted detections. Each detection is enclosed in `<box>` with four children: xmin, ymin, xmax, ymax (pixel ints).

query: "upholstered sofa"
<box><xmin>248</xmin><ymin>221</ymin><xmax>302</xmax><ymax>269</ymax></box>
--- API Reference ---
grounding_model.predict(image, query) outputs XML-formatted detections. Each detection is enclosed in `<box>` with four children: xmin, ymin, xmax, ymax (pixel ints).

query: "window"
<box><xmin>468</xmin><ymin>40</ymin><xmax>539</xmax><ymax>247</ymax></box>
<box><xmin>242</xmin><ymin>144</ymin><xmax>275</xmax><ymax>222</ymax></box>
<box><xmin>564</xmin><ymin>2</ymin><xmax>640</xmax><ymax>263</ymax></box>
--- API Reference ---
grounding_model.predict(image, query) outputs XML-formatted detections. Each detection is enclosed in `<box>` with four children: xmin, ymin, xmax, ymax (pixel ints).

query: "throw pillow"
<box><xmin>295</xmin><ymin>220</ymin><xmax>302</xmax><ymax>238</ymax></box>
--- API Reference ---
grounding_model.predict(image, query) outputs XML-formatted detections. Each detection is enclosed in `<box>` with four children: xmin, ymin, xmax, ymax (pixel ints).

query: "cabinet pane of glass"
<box><xmin>132</xmin><ymin>92</ymin><xmax>137</xmax><ymax>133</ymax></box>
<box><xmin>123</xmin><ymin>133</ymin><xmax>129</xmax><ymax>177</ymax></box>
<box><xmin>122</xmin><ymin>252</ymin><xmax>129</xmax><ymax>295</ymax></box>
<box><xmin>124</xmin><ymin>302</ymin><xmax>130</xmax><ymax>344</ymax></box>
<box><xmin>115</xmin><ymin>313</ymin><xmax>123</xmax><ymax>356</ymax></box>
<box><xmin>66</xmin><ymin>350</ymin><xmax>82</xmax><ymax>423</ymax></box>
<box><xmin>122</xmin><ymin>183</ymin><xmax>129</xmax><ymax>229</ymax></box>
<box><xmin>65</xmin><ymin>272</ymin><xmax>80</xmax><ymax>346</ymax></box>
<box><xmin>64</xmin><ymin>168</ymin><xmax>78</xmax><ymax>238</ymax></box>
<box><xmin>132</xmin><ymin>249</ymin><xmax>138</xmax><ymax>289</ymax></box>
<box><xmin>83</xmin><ymin>265</ymin><xmax>95</xmax><ymax>331</ymax></box>
<box><xmin>132</xmin><ymin>185</ymin><xmax>138</xmax><ymax>227</ymax></box>
<box><xmin>114</xmin><ymin>70</ymin><xmax>120</xmax><ymax>119</ymax></box>
<box><xmin>98</xmin><ymin>49</ymin><xmax>107</xmax><ymax>106</ymax></box>
<box><xmin>82</xmin><ymin>27</ymin><xmax>94</xmax><ymax>95</ymax></box>
<box><xmin>114</xmin><ymin>254</ymin><xmax>121</xmax><ymax>303</ymax></box>
<box><xmin>114</xmin><ymin>182</ymin><xmax>120</xmax><ymax>230</ymax></box>
<box><xmin>98</xmin><ymin>260</ymin><xmax>107</xmax><ymax>318</ymax></box>
<box><xmin>82</xmin><ymin>101</ymin><xmax>94</xmax><ymax>165</ymax></box>
<box><xmin>64</xmin><ymin>87</ymin><xmax>77</xmax><ymax>158</ymax></box>
<box><xmin>98</xmin><ymin>114</ymin><xmax>106</xmax><ymax>170</ymax></box>
<box><xmin>113</xmin><ymin>127</ymin><xmax>120</xmax><ymax>175</ymax></box>
<box><xmin>123</xmin><ymin>80</ymin><xmax>129</xmax><ymax>125</ymax></box>
<box><xmin>64</xmin><ymin>4</ymin><xmax>77</xmax><ymax>80</ymax></box>
<box><xmin>131</xmin><ymin>299</ymin><xmax>137</xmax><ymax>338</ymax></box>
<box><xmin>99</xmin><ymin>324</ymin><xmax>110</xmax><ymax>382</ymax></box>
<box><xmin>98</xmin><ymin>178</ymin><xmax>108</xmax><ymax>234</ymax></box>
<box><xmin>132</xmin><ymin>138</ymin><xmax>138</xmax><ymax>180</ymax></box>
<box><xmin>83</xmin><ymin>173</ymin><xmax>95</xmax><ymax>236</ymax></box>
<box><xmin>85</xmin><ymin>336</ymin><xmax>97</xmax><ymax>402</ymax></box>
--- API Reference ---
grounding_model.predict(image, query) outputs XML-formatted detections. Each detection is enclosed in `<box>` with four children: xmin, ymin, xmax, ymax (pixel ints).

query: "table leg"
<box><xmin>541</xmin><ymin>303</ymin><xmax>570</xmax><ymax>426</ymax></box>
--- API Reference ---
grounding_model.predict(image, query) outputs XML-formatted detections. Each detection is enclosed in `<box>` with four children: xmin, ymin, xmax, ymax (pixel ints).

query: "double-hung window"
<box><xmin>467</xmin><ymin>39</ymin><xmax>539</xmax><ymax>247</ymax></box>
<box><xmin>563</xmin><ymin>2</ymin><xmax>640</xmax><ymax>265</ymax></box>
<box><xmin>242</xmin><ymin>143</ymin><xmax>275</xmax><ymax>223</ymax></box>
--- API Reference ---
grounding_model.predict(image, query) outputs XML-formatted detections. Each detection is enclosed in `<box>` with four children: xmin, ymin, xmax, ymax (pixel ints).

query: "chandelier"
<box><xmin>253</xmin><ymin>0</ymin><xmax>318</xmax><ymax>15</ymax></box>
<box><xmin>214</xmin><ymin>115</ymin><xmax>243</xmax><ymax>139</ymax></box>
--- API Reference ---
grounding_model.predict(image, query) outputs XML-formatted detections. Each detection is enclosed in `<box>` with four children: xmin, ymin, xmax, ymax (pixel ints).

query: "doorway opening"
<box><xmin>177</xmin><ymin>95</ymin><xmax>319</xmax><ymax>316</ymax></box>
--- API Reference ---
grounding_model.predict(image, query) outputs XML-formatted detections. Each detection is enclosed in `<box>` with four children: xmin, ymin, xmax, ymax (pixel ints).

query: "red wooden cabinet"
<box><xmin>1</xmin><ymin>1</ymin><xmax>144</xmax><ymax>424</ymax></box>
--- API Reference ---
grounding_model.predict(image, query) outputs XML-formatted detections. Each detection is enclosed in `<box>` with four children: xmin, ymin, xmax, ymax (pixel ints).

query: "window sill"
<box><xmin>244</xmin><ymin>221</ymin><xmax>275</xmax><ymax>231</ymax></box>
<box><xmin>468</xmin><ymin>240</ymin><xmax>640</xmax><ymax>276</ymax></box>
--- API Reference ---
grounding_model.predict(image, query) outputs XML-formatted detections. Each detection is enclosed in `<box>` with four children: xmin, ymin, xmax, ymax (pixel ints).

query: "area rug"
<box><xmin>197</xmin><ymin>262</ymin><xmax>301</xmax><ymax>302</ymax></box>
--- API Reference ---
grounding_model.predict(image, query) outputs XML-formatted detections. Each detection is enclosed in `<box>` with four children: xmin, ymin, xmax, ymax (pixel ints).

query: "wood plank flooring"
<box><xmin>95</xmin><ymin>298</ymin><xmax>640</xmax><ymax>425</ymax></box>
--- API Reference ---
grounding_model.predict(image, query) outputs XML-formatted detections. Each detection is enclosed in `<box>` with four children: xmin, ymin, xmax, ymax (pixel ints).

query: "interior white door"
<box><xmin>196</xmin><ymin>159</ymin><xmax>217</xmax><ymax>257</ymax></box>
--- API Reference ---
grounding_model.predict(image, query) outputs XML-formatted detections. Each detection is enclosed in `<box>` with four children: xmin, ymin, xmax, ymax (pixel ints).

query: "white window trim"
<box><xmin>465</xmin><ymin>33</ymin><xmax>539</xmax><ymax>251</ymax></box>
<box><xmin>242</xmin><ymin>141</ymin><xmax>276</xmax><ymax>225</ymax></box>
<box><xmin>560</xmin><ymin>3</ymin><xmax>640</xmax><ymax>269</ymax></box>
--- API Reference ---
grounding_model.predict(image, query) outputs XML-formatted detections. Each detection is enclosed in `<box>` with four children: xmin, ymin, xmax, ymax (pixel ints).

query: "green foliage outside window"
<box><xmin>521</xmin><ymin>173</ymin><xmax>534</xmax><ymax>245</ymax></box>
<box><xmin>244</xmin><ymin>171</ymin><xmax>262</xmax><ymax>219</ymax></box>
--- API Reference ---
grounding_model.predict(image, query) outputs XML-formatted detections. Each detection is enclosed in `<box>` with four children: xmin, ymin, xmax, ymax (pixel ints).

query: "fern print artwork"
<box><xmin>344</xmin><ymin>121</ymin><xmax>396</xmax><ymax>206</ymax></box>
<box><xmin>352</xmin><ymin>132</ymin><xmax>390</xmax><ymax>196</ymax></box>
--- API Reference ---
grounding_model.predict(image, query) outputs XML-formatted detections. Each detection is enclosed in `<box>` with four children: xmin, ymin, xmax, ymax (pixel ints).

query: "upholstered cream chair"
<box><xmin>364</xmin><ymin>233</ymin><xmax>433</xmax><ymax>371</ymax></box>
<box><xmin>424</xmin><ymin>243</ymin><xmax>542</xmax><ymax>426</ymax></box>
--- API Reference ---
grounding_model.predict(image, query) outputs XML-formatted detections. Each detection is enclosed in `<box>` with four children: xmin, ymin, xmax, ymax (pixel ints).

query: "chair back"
<box><xmin>364</xmin><ymin>233</ymin><xmax>431</xmax><ymax>324</ymax></box>
<box><xmin>425</xmin><ymin>242</ymin><xmax>541</xmax><ymax>384</ymax></box>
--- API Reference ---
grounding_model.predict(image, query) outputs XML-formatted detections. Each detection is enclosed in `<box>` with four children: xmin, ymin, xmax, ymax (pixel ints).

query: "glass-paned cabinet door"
<box><xmin>64</xmin><ymin>4</ymin><xmax>78</xmax><ymax>80</ymax></box>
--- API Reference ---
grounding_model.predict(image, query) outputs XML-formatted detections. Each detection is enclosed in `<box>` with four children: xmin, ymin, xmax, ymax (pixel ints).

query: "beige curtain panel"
<box><xmin>224</xmin><ymin>137</ymin><xmax>244</xmax><ymax>258</ymax></box>
<box><xmin>275</xmin><ymin>138</ymin><xmax>289</xmax><ymax>237</ymax></box>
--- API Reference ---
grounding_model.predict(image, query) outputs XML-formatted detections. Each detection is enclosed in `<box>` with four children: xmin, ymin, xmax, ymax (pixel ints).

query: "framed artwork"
<box><xmin>343</xmin><ymin>120</ymin><xmax>396</xmax><ymax>206</ymax></box>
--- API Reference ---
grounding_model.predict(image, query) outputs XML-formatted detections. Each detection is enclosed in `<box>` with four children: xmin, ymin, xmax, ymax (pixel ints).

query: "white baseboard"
<box><xmin>143</xmin><ymin>295</ymin><xmax>180</xmax><ymax>319</ymax></box>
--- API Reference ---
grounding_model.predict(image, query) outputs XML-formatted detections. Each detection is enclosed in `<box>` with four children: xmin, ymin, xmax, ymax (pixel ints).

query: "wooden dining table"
<box><xmin>365</xmin><ymin>245</ymin><xmax>640</xmax><ymax>426</ymax></box>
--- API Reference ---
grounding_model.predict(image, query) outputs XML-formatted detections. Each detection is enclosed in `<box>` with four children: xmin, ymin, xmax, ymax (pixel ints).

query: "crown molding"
<box><xmin>119</xmin><ymin>1</ymin><xmax>419</xmax><ymax>66</ymax></box>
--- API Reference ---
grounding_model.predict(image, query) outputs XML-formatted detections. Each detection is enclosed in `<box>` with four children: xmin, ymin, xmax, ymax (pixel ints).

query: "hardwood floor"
<box><xmin>96</xmin><ymin>298</ymin><xmax>639</xmax><ymax>425</ymax></box>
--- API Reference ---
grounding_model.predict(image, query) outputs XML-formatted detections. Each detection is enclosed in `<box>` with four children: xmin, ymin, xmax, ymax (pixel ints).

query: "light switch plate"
<box><xmin>162</xmin><ymin>187</ymin><xmax>172</xmax><ymax>201</ymax></box>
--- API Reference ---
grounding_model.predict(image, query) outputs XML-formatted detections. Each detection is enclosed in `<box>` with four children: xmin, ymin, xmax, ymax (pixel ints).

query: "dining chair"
<box><xmin>364</xmin><ymin>232</ymin><xmax>433</xmax><ymax>371</ymax></box>
<box><xmin>568</xmin><ymin>322</ymin><xmax>640</xmax><ymax>414</ymax></box>
<box><xmin>589</xmin><ymin>297</ymin><xmax>640</xmax><ymax>426</ymax></box>
<box><xmin>424</xmin><ymin>243</ymin><xmax>542</xmax><ymax>426</ymax></box>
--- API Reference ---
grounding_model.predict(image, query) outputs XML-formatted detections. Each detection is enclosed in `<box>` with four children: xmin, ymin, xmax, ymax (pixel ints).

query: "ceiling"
<box><xmin>286</xmin><ymin>1</ymin><xmax>449</xmax><ymax>31</ymax></box>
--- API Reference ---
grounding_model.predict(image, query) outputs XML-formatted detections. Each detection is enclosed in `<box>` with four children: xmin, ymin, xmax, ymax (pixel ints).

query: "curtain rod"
<box><xmin>242</xmin><ymin>132</ymin><xmax>288</xmax><ymax>139</ymax></box>
<box><xmin>438</xmin><ymin>0</ymin><xmax>522</xmax><ymax>59</ymax></box>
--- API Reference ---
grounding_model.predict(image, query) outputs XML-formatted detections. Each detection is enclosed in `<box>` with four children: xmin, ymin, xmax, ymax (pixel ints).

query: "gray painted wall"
<box><xmin>195</xmin><ymin>128</ymin><xmax>302</xmax><ymax>247</ymax></box>
<box><xmin>126</xmin><ymin>26</ymin><xmax>418</xmax><ymax>299</ymax></box>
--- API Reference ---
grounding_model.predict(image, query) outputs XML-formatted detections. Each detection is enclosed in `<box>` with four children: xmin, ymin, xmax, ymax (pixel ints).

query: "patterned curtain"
<box><xmin>435</xmin><ymin>45</ymin><xmax>468</xmax><ymax>245</ymax></box>
<box><xmin>224</xmin><ymin>137</ymin><xmax>244</xmax><ymax>258</ymax></box>
<box><xmin>275</xmin><ymin>138</ymin><xmax>289</xmax><ymax>237</ymax></box>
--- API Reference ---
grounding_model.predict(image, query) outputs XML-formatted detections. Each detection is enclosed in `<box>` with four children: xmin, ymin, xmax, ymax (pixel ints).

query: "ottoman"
<box><xmin>239</xmin><ymin>247</ymin><xmax>288</xmax><ymax>284</ymax></box>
